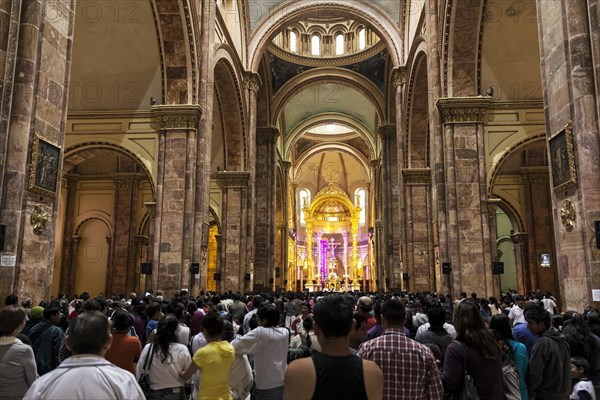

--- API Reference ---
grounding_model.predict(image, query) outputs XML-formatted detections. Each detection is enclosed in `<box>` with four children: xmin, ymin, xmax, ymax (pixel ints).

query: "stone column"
<box><xmin>133</xmin><ymin>236</ymin><xmax>147</xmax><ymax>295</ymax></box>
<box><xmin>437</xmin><ymin>97</ymin><xmax>494</xmax><ymax>297</ymax></box>
<box><xmin>151</xmin><ymin>105</ymin><xmax>202</xmax><ymax>296</ymax></box>
<box><xmin>59</xmin><ymin>176</ymin><xmax>78</xmax><ymax>297</ymax></box>
<box><xmin>214</xmin><ymin>171</ymin><xmax>250</xmax><ymax>292</ymax></box>
<box><xmin>254</xmin><ymin>127</ymin><xmax>278</xmax><ymax>289</ymax></box>
<box><xmin>68</xmin><ymin>236</ymin><xmax>80</xmax><ymax>296</ymax></box>
<box><xmin>487</xmin><ymin>198</ymin><xmax>502</xmax><ymax>297</ymax></box>
<box><xmin>537</xmin><ymin>1</ymin><xmax>600</xmax><ymax>310</ymax></box>
<box><xmin>0</xmin><ymin>0</ymin><xmax>76</xmax><ymax>303</ymax></box>
<box><xmin>244</xmin><ymin>72</ymin><xmax>261</xmax><ymax>291</ymax></box>
<box><xmin>378</xmin><ymin>124</ymin><xmax>401</xmax><ymax>288</ymax></box>
<box><xmin>374</xmin><ymin>219</ymin><xmax>384</xmax><ymax>291</ymax></box>
<box><xmin>511</xmin><ymin>232</ymin><xmax>529</xmax><ymax>295</ymax></box>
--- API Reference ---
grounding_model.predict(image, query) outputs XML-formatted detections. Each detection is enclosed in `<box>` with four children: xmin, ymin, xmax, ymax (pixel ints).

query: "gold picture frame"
<box><xmin>28</xmin><ymin>135</ymin><xmax>61</xmax><ymax>198</ymax></box>
<box><xmin>548</xmin><ymin>122</ymin><xmax>577</xmax><ymax>192</ymax></box>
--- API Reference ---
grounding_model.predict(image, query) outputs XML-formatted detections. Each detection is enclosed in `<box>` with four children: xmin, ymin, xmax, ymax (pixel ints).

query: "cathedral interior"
<box><xmin>0</xmin><ymin>0</ymin><xmax>599</xmax><ymax>311</ymax></box>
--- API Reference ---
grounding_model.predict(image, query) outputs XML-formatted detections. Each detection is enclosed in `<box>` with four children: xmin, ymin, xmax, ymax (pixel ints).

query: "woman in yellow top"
<box><xmin>181</xmin><ymin>311</ymin><xmax>235</xmax><ymax>400</ymax></box>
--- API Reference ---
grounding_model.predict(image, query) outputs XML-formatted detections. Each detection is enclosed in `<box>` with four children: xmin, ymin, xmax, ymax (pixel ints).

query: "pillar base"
<box><xmin>304</xmin><ymin>283</ymin><xmax>320</xmax><ymax>292</ymax></box>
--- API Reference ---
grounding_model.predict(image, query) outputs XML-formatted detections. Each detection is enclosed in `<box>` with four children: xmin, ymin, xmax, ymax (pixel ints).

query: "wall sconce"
<box><xmin>540</xmin><ymin>254</ymin><xmax>551</xmax><ymax>268</ymax></box>
<box><xmin>357</xmin><ymin>258</ymin><xmax>363</xmax><ymax>269</ymax></box>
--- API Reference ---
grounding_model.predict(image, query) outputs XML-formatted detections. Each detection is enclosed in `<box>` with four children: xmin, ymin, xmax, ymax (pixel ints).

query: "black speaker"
<box><xmin>190</xmin><ymin>262</ymin><xmax>199</xmax><ymax>274</ymax></box>
<box><xmin>284</xmin><ymin>279</ymin><xmax>288</xmax><ymax>285</ymax></box>
<box><xmin>595</xmin><ymin>221</ymin><xmax>600</xmax><ymax>249</ymax></box>
<box><xmin>244</xmin><ymin>273</ymin><xmax>251</xmax><ymax>282</ymax></box>
<box><xmin>214</xmin><ymin>272</ymin><xmax>221</xmax><ymax>281</ymax></box>
<box><xmin>0</xmin><ymin>224</ymin><xmax>5</xmax><ymax>252</ymax></box>
<box><xmin>269</xmin><ymin>278</ymin><xmax>274</xmax><ymax>284</ymax></box>
<box><xmin>386</xmin><ymin>277</ymin><xmax>391</xmax><ymax>285</ymax></box>
<box><xmin>402</xmin><ymin>273</ymin><xmax>409</xmax><ymax>281</ymax></box>
<box><xmin>141</xmin><ymin>262</ymin><xmax>152</xmax><ymax>275</ymax></box>
<box><xmin>492</xmin><ymin>261</ymin><xmax>504</xmax><ymax>274</ymax></box>
<box><xmin>442</xmin><ymin>262</ymin><xmax>452</xmax><ymax>274</ymax></box>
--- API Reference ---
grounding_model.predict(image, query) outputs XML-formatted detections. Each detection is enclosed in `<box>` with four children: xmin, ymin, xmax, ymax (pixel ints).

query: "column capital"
<box><xmin>144</xmin><ymin>202</ymin><xmax>157</xmax><ymax>219</ymax></box>
<box><xmin>436</xmin><ymin>97</ymin><xmax>491</xmax><ymax>123</ymax></box>
<box><xmin>256</xmin><ymin>127</ymin><xmax>279</xmax><ymax>145</ymax></box>
<box><xmin>519</xmin><ymin>167</ymin><xmax>549</xmax><ymax>184</ymax></box>
<box><xmin>377</xmin><ymin>124</ymin><xmax>396</xmax><ymax>138</ymax></box>
<box><xmin>510</xmin><ymin>232</ymin><xmax>528</xmax><ymax>245</ymax></box>
<box><xmin>212</xmin><ymin>171</ymin><xmax>251</xmax><ymax>188</ymax></box>
<box><xmin>402</xmin><ymin>168</ymin><xmax>431</xmax><ymax>185</ymax></box>
<box><xmin>152</xmin><ymin>104</ymin><xmax>203</xmax><ymax>130</ymax></box>
<box><xmin>392</xmin><ymin>66</ymin><xmax>408</xmax><ymax>87</ymax></box>
<box><xmin>243</xmin><ymin>72</ymin><xmax>262</xmax><ymax>92</ymax></box>
<box><xmin>370</xmin><ymin>158</ymin><xmax>380</xmax><ymax>168</ymax></box>
<box><xmin>487</xmin><ymin>197</ymin><xmax>502</xmax><ymax>216</ymax></box>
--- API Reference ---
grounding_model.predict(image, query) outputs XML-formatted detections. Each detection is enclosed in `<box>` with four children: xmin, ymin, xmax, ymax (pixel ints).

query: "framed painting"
<box><xmin>28</xmin><ymin>135</ymin><xmax>61</xmax><ymax>198</ymax></box>
<box><xmin>548</xmin><ymin>122</ymin><xmax>577</xmax><ymax>192</ymax></box>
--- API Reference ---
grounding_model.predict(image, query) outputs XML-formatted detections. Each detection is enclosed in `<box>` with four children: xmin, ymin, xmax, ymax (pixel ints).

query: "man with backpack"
<box><xmin>27</xmin><ymin>302</ymin><xmax>64</xmax><ymax>375</ymax></box>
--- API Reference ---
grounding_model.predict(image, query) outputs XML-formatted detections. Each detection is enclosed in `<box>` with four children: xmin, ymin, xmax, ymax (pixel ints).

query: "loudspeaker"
<box><xmin>284</xmin><ymin>279</ymin><xmax>288</xmax><ymax>285</ymax></box>
<box><xmin>402</xmin><ymin>273</ymin><xmax>409</xmax><ymax>281</ymax></box>
<box><xmin>269</xmin><ymin>278</ymin><xmax>274</xmax><ymax>284</ymax></box>
<box><xmin>0</xmin><ymin>224</ymin><xmax>5</xmax><ymax>252</ymax></box>
<box><xmin>140</xmin><ymin>262</ymin><xmax>152</xmax><ymax>275</ymax></box>
<box><xmin>442</xmin><ymin>262</ymin><xmax>452</xmax><ymax>274</ymax></box>
<box><xmin>244</xmin><ymin>273</ymin><xmax>251</xmax><ymax>282</ymax></box>
<box><xmin>492</xmin><ymin>261</ymin><xmax>505</xmax><ymax>274</ymax></box>
<box><xmin>595</xmin><ymin>221</ymin><xmax>600</xmax><ymax>249</ymax></box>
<box><xmin>190</xmin><ymin>263</ymin><xmax>199</xmax><ymax>274</ymax></box>
<box><xmin>214</xmin><ymin>272</ymin><xmax>221</xmax><ymax>281</ymax></box>
<box><xmin>386</xmin><ymin>277</ymin><xmax>391</xmax><ymax>285</ymax></box>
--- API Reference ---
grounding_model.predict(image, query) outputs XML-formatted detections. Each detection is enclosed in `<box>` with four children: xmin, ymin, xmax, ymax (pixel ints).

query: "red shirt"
<box><xmin>105</xmin><ymin>333</ymin><xmax>142</xmax><ymax>373</ymax></box>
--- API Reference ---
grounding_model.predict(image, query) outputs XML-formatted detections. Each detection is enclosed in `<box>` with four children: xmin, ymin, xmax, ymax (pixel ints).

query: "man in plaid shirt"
<box><xmin>357</xmin><ymin>298</ymin><xmax>444</xmax><ymax>400</ymax></box>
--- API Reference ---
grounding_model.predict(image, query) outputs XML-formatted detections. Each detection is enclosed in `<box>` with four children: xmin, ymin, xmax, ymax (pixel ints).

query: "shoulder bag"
<box><xmin>138</xmin><ymin>343</ymin><xmax>153</xmax><ymax>399</ymax></box>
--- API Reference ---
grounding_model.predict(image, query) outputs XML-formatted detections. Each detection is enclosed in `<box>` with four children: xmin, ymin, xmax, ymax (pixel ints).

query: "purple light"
<box><xmin>320</xmin><ymin>240</ymin><xmax>328</xmax><ymax>288</ymax></box>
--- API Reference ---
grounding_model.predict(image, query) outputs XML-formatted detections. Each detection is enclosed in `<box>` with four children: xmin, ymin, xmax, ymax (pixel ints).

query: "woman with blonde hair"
<box><xmin>441</xmin><ymin>298</ymin><xmax>503</xmax><ymax>399</ymax></box>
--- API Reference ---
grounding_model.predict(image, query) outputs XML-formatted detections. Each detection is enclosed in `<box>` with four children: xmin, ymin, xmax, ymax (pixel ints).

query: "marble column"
<box><xmin>437</xmin><ymin>97</ymin><xmax>494</xmax><ymax>298</ymax></box>
<box><xmin>378</xmin><ymin>124</ymin><xmax>401</xmax><ymax>289</ymax></box>
<box><xmin>487</xmin><ymin>198</ymin><xmax>502</xmax><ymax>297</ymax></box>
<box><xmin>214</xmin><ymin>171</ymin><xmax>250</xmax><ymax>292</ymax></box>
<box><xmin>511</xmin><ymin>232</ymin><xmax>530</xmax><ymax>295</ymax></box>
<box><xmin>254</xmin><ymin>127</ymin><xmax>279</xmax><ymax>290</ymax></box>
<box><xmin>537</xmin><ymin>1</ymin><xmax>600</xmax><ymax>310</ymax></box>
<box><xmin>151</xmin><ymin>105</ymin><xmax>202</xmax><ymax>296</ymax></box>
<box><xmin>59</xmin><ymin>176</ymin><xmax>78</xmax><ymax>297</ymax></box>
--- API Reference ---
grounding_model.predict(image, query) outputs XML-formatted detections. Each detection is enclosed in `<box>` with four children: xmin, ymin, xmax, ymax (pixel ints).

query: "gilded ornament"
<box><xmin>560</xmin><ymin>199</ymin><xmax>576</xmax><ymax>231</ymax></box>
<box><xmin>31</xmin><ymin>205</ymin><xmax>49</xmax><ymax>233</ymax></box>
<box><xmin>392</xmin><ymin>67</ymin><xmax>407</xmax><ymax>87</ymax></box>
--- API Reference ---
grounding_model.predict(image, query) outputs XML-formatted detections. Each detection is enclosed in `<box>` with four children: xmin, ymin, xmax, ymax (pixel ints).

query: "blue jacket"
<box><xmin>28</xmin><ymin>320</ymin><xmax>64</xmax><ymax>375</ymax></box>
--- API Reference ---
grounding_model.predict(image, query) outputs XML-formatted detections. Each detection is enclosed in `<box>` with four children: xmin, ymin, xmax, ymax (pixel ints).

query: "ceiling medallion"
<box><xmin>31</xmin><ymin>204</ymin><xmax>49</xmax><ymax>233</ymax></box>
<box><xmin>560</xmin><ymin>199</ymin><xmax>575</xmax><ymax>231</ymax></box>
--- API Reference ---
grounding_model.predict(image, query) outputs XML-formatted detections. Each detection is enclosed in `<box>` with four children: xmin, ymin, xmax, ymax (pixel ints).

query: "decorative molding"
<box><xmin>437</xmin><ymin>97</ymin><xmax>491</xmax><ymax>123</ymax></box>
<box><xmin>266</xmin><ymin>40</ymin><xmax>386</xmax><ymax>67</ymax></box>
<box><xmin>256</xmin><ymin>127</ymin><xmax>280</xmax><ymax>145</ymax></box>
<box><xmin>402</xmin><ymin>168</ymin><xmax>431</xmax><ymax>185</ymax></box>
<box><xmin>31</xmin><ymin>205</ymin><xmax>49</xmax><ymax>233</ymax></box>
<box><xmin>213</xmin><ymin>171</ymin><xmax>251</xmax><ymax>188</ymax></box>
<box><xmin>560</xmin><ymin>199</ymin><xmax>576</xmax><ymax>231</ymax></box>
<box><xmin>519</xmin><ymin>167</ymin><xmax>549</xmax><ymax>184</ymax></box>
<box><xmin>510</xmin><ymin>231</ymin><xmax>528</xmax><ymax>245</ymax></box>
<box><xmin>375</xmin><ymin>220</ymin><xmax>384</xmax><ymax>229</ymax></box>
<box><xmin>392</xmin><ymin>66</ymin><xmax>407</xmax><ymax>87</ymax></box>
<box><xmin>152</xmin><ymin>105</ymin><xmax>203</xmax><ymax>130</ymax></box>
<box><xmin>144</xmin><ymin>202</ymin><xmax>157</xmax><ymax>219</ymax></box>
<box><xmin>243</xmin><ymin>72</ymin><xmax>262</xmax><ymax>92</ymax></box>
<box><xmin>377</xmin><ymin>124</ymin><xmax>396</xmax><ymax>138</ymax></box>
<box><xmin>487</xmin><ymin>198</ymin><xmax>502</xmax><ymax>217</ymax></box>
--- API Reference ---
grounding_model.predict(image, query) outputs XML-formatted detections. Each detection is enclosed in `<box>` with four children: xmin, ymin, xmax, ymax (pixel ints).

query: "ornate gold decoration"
<box><xmin>403</xmin><ymin>168</ymin><xmax>431</xmax><ymax>185</ymax></box>
<box><xmin>152</xmin><ymin>105</ymin><xmax>203</xmax><ymax>130</ymax></box>
<box><xmin>31</xmin><ymin>205</ymin><xmax>49</xmax><ymax>233</ymax></box>
<box><xmin>549</xmin><ymin>122</ymin><xmax>577</xmax><ymax>192</ymax></box>
<box><xmin>437</xmin><ymin>97</ymin><xmax>492</xmax><ymax>123</ymax></box>
<box><xmin>213</xmin><ymin>171</ymin><xmax>251</xmax><ymax>188</ymax></box>
<box><xmin>560</xmin><ymin>199</ymin><xmax>576</xmax><ymax>231</ymax></box>
<box><xmin>28</xmin><ymin>134</ymin><xmax>62</xmax><ymax>198</ymax></box>
<box><xmin>243</xmin><ymin>72</ymin><xmax>262</xmax><ymax>92</ymax></box>
<box><xmin>392</xmin><ymin>66</ymin><xmax>407</xmax><ymax>87</ymax></box>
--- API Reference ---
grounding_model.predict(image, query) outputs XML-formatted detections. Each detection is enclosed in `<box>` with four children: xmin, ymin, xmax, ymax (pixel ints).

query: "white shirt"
<box><xmin>242</xmin><ymin>309</ymin><xmax>258</xmax><ymax>334</ymax></box>
<box><xmin>415</xmin><ymin>322</ymin><xmax>457</xmax><ymax>338</ymax></box>
<box><xmin>136</xmin><ymin>343</ymin><xmax>190</xmax><ymax>390</ymax></box>
<box><xmin>508</xmin><ymin>305</ymin><xmax>525</xmax><ymax>326</ymax></box>
<box><xmin>24</xmin><ymin>355</ymin><xmax>143</xmax><ymax>400</ymax></box>
<box><xmin>232</xmin><ymin>326</ymin><xmax>289</xmax><ymax>390</ymax></box>
<box><xmin>176</xmin><ymin>324</ymin><xmax>191</xmax><ymax>346</ymax></box>
<box><xmin>542</xmin><ymin>298</ymin><xmax>557</xmax><ymax>314</ymax></box>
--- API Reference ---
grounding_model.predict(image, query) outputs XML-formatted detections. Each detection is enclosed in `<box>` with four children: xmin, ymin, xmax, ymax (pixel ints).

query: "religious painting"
<box><xmin>28</xmin><ymin>135</ymin><xmax>62</xmax><ymax>198</ymax></box>
<box><xmin>548</xmin><ymin>122</ymin><xmax>577</xmax><ymax>192</ymax></box>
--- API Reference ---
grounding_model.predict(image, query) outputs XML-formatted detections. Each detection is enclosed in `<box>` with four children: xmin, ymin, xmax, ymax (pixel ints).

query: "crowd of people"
<box><xmin>0</xmin><ymin>289</ymin><xmax>598</xmax><ymax>399</ymax></box>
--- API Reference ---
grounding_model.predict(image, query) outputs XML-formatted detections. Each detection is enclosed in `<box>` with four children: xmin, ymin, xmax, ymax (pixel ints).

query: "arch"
<box><xmin>441</xmin><ymin>0</ymin><xmax>485</xmax><ymax>96</ymax></box>
<box><xmin>271</xmin><ymin>67</ymin><xmax>385</xmax><ymax>128</ymax></box>
<box><xmin>248</xmin><ymin>0</ymin><xmax>402</xmax><ymax>72</ymax></box>
<box><xmin>73</xmin><ymin>215</ymin><xmax>113</xmax><ymax>237</ymax></box>
<box><xmin>213</xmin><ymin>55</ymin><xmax>246</xmax><ymax>170</ymax></box>
<box><xmin>293</xmin><ymin>143</ymin><xmax>371</xmax><ymax>184</ymax></box>
<box><xmin>407</xmin><ymin>51</ymin><xmax>429</xmax><ymax>169</ymax></box>
<box><xmin>150</xmin><ymin>0</ymin><xmax>196</xmax><ymax>104</ymax></box>
<box><xmin>63</xmin><ymin>141</ymin><xmax>156</xmax><ymax>198</ymax></box>
<box><xmin>284</xmin><ymin>113</ymin><xmax>375</xmax><ymax>160</ymax></box>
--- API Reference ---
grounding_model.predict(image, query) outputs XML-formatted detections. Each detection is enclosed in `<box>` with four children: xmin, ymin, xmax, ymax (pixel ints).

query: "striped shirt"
<box><xmin>357</xmin><ymin>328</ymin><xmax>444</xmax><ymax>400</ymax></box>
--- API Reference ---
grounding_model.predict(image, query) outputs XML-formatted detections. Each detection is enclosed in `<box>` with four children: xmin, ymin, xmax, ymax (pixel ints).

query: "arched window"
<box><xmin>335</xmin><ymin>33</ymin><xmax>344</xmax><ymax>55</ymax></box>
<box><xmin>311</xmin><ymin>35</ymin><xmax>320</xmax><ymax>56</ymax></box>
<box><xmin>289</xmin><ymin>31</ymin><xmax>297</xmax><ymax>53</ymax></box>
<box><xmin>299</xmin><ymin>189</ymin><xmax>311</xmax><ymax>225</ymax></box>
<box><xmin>358</xmin><ymin>28</ymin><xmax>366</xmax><ymax>50</ymax></box>
<box><xmin>355</xmin><ymin>188</ymin><xmax>366</xmax><ymax>224</ymax></box>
